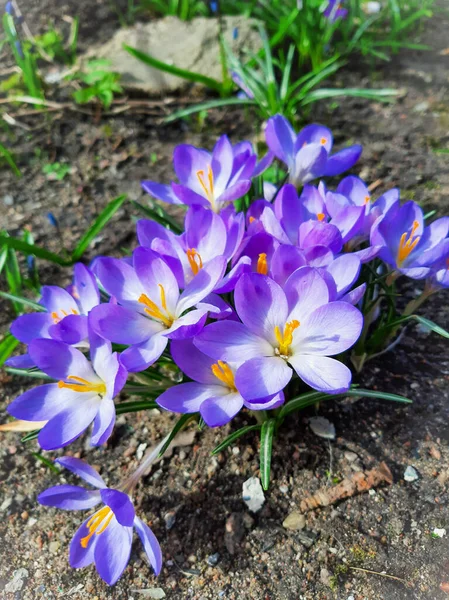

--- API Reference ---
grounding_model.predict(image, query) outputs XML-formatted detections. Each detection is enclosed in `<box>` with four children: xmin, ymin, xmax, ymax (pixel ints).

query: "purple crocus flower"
<box><xmin>265</xmin><ymin>115</ymin><xmax>362</xmax><ymax>186</ymax></box>
<box><xmin>142</xmin><ymin>135</ymin><xmax>271</xmax><ymax>213</ymax></box>
<box><xmin>38</xmin><ymin>457</ymin><xmax>161</xmax><ymax>585</ymax></box>
<box><xmin>7</xmin><ymin>332</ymin><xmax>126</xmax><ymax>450</ymax></box>
<box><xmin>324</xmin><ymin>0</ymin><xmax>348</xmax><ymax>22</ymax></box>
<box><xmin>156</xmin><ymin>338</ymin><xmax>284</xmax><ymax>427</ymax></box>
<box><xmin>8</xmin><ymin>263</ymin><xmax>100</xmax><ymax>368</ymax></box>
<box><xmin>195</xmin><ymin>269</ymin><xmax>363</xmax><ymax>400</ymax></box>
<box><xmin>371</xmin><ymin>201</ymin><xmax>449</xmax><ymax>279</ymax></box>
<box><xmin>90</xmin><ymin>247</ymin><xmax>225</xmax><ymax>372</ymax></box>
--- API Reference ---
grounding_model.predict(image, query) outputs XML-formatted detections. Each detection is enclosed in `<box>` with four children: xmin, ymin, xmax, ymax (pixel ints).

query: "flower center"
<box><xmin>50</xmin><ymin>308</ymin><xmax>79</xmax><ymax>324</ymax></box>
<box><xmin>196</xmin><ymin>166</ymin><xmax>215</xmax><ymax>210</ymax></box>
<box><xmin>138</xmin><ymin>284</ymin><xmax>173</xmax><ymax>327</ymax></box>
<box><xmin>57</xmin><ymin>375</ymin><xmax>106</xmax><ymax>395</ymax></box>
<box><xmin>320</xmin><ymin>137</ymin><xmax>327</xmax><ymax>145</ymax></box>
<box><xmin>80</xmin><ymin>506</ymin><xmax>113</xmax><ymax>548</ymax></box>
<box><xmin>186</xmin><ymin>248</ymin><xmax>203</xmax><ymax>276</ymax></box>
<box><xmin>316</xmin><ymin>212</ymin><xmax>326</xmax><ymax>222</ymax></box>
<box><xmin>211</xmin><ymin>360</ymin><xmax>236</xmax><ymax>391</ymax></box>
<box><xmin>274</xmin><ymin>320</ymin><xmax>300</xmax><ymax>356</ymax></box>
<box><xmin>397</xmin><ymin>220</ymin><xmax>421</xmax><ymax>267</ymax></box>
<box><xmin>256</xmin><ymin>253</ymin><xmax>268</xmax><ymax>275</ymax></box>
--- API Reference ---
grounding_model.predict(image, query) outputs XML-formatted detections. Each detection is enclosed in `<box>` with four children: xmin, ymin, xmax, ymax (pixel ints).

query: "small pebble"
<box><xmin>309</xmin><ymin>417</ymin><xmax>336</xmax><ymax>440</ymax></box>
<box><xmin>282</xmin><ymin>511</ymin><xmax>306</xmax><ymax>531</ymax></box>
<box><xmin>206</xmin><ymin>552</ymin><xmax>220</xmax><ymax>566</ymax></box>
<box><xmin>404</xmin><ymin>466</ymin><xmax>419</xmax><ymax>482</ymax></box>
<box><xmin>433</xmin><ymin>527</ymin><xmax>446</xmax><ymax>538</ymax></box>
<box><xmin>164</xmin><ymin>511</ymin><xmax>176</xmax><ymax>530</ymax></box>
<box><xmin>242</xmin><ymin>477</ymin><xmax>265</xmax><ymax>513</ymax></box>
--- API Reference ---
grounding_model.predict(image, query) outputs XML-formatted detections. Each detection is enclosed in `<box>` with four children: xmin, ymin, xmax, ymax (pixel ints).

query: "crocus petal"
<box><xmin>216</xmin><ymin>180</ymin><xmax>252</xmax><ymax>207</ymax></box>
<box><xmin>253</xmin><ymin>150</ymin><xmax>274</xmax><ymax>176</ymax></box>
<box><xmin>337</xmin><ymin>175</ymin><xmax>370</xmax><ymax>206</ymax></box>
<box><xmin>235</xmin><ymin>356</ymin><xmax>292</xmax><ymax>401</ymax></box>
<box><xmin>7</xmin><ymin>384</ymin><xmax>78</xmax><ymax>421</ymax></box>
<box><xmin>173</xmin><ymin>144</ymin><xmax>211</xmax><ymax>190</ymax></box>
<box><xmin>4</xmin><ymin>353</ymin><xmax>35</xmax><ymax>369</ymax></box>
<box><xmin>213</xmin><ymin>256</ymin><xmax>251</xmax><ymax>294</ymax></box>
<box><xmin>73</xmin><ymin>263</ymin><xmax>100</xmax><ymax>313</ymax></box>
<box><xmin>40</xmin><ymin>286</ymin><xmax>79</xmax><ymax>315</ymax></box>
<box><xmin>28</xmin><ymin>338</ymin><xmax>97</xmax><ymax>382</ymax></box>
<box><xmin>295</xmin><ymin>124</ymin><xmax>333</xmax><ymax>153</ymax></box>
<box><xmin>176</xmin><ymin>256</ymin><xmax>226</xmax><ymax>315</ymax></box>
<box><xmin>185</xmin><ymin>205</ymin><xmax>227</xmax><ymax>260</ymax></box>
<box><xmin>93</xmin><ymin>257</ymin><xmax>144</xmax><ymax>304</ymax></box>
<box><xmin>341</xmin><ymin>283</ymin><xmax>366</xmax><ymax>305</ymax></box>
<box><xmin>211</xmin><ymin>135</ymin><xmax>233</xmax><ymax>197</ymax></box>
<box><xmin>55</xmin><ymin>456</ymin><xmax>107</xmax><ymax>488</ymax></box>
<box><xmin>299</xmin><ymin>221</ymin><xmax>343</xmax><ymax>254</ymax></box>
<box><xmin>157</xmin><ymin>382</ymin><xmax>226</xmax><ymax>413</ymax></box>
<box><xmin>326</xmin><ymin>254</ymin><xmax>361</xmax><ymax>297</ymax></box>
<box><xmin>89</xmin><ymin>304</ymin><xmax>162</xmax><ymax>345</ymax></box>
<box><xmin>134</xmin><ymin>517</ymin><xmax>163</xmax><ymax>575</ymax></box>
<box><xmin>10</xmin><ymin>313</ymin><xmax>53</xmax><ymax>344</ymax></box>
<box><xmin>94</xmin><ymin>517</ymin><xmax>133</xmax><ymax>586</ymax></box>
<box><xmin>197</xmin><ymin>292</ymin><xmax>233</xmax><ymax>319</ymax></box>
<box><xmin>38</xmin><ymin>400</ymin><xmax>100</xmax><ymax>450</ymax></box>
<box><xmin>133</xmin><ymin>247</ymin><xmax>179</xmax><ymax>315</ymax></box>
<box><xmin>194</xmin><ymin>321</ymin><xmax>272</xmax><ymax>362</ymax></box>
<box><xmin>244</xmin><ymin>391</ymin><xmax>285</xmax><ymax>411</ymax></box>
<box><xmin>49</xmin><ymin>314</ymin><xmax>88</xmax><ymax>345</ymax></box>
<box><xmin>120</xmin><ymin>334</ymin><xmax>168</xmax><ymax>372</ymax></box>
<box><xmin>292</xmin><ymin>144</ymin><xmax>327</xmax><ymax>185</ymax></box>
<box><xmin>171</xmin><ymin>183</ymin><xmax>210</xmax><ymax>208</ymax></box>
<box><xmin>200</xmin><ymin>392</ymin><xmax>244</xmax><ymax>427</ymax></box>
<box><xmin>331</xmin><ymin>205</ymin><xmax>365</xmax><ymax>243</ymax></box>
<box><xmin>38</xmin><ymin>485</ymin><xmax>101</xmax><ymax>511</ymax></box>
<box><xmin>171</xmin><ymin>338</ymin><xmax>218</xmax><ymax>385</ymax></box>
<box><xmin>284</xmin><ymin>267</ymin><xmax>329</xmax><ymax>320</ymax></box>
<box><xmin>323</xmin><ymin>145</ymin><xmax>362</xmax><ymax>177</ymax></box>
<box><xmin>234</xmin><ymin>273</ymin><xmax>288</xmax><ymax>344</ymax></box>
<box><xmin>270</xmin><ymin>245</ymin><xmax>307</xmax><ymax>286</ymax></box>
<box><xmin>90</xmin><ymin>397</ymin><xmax>116</xmax><ymax>446</ymax></box>
<box><xmin>100</xmin><ymin>489</ymin><xmax>135</xmax><ymax>526</ymax></box>
<box><xmin>265</xmin><ymin>114</ymin><xmax>296</xmax><ymax>164</ymax></box>
<box><xmin>141</xmin><ymin>181</ymin><xmax>183</xmax><ymax>205</ymax></box>
<box><xmin>69</xmin><ymin>517</ymin><xmax>97</xmax><ymax>568</ymax></box>
<box><xmin>165</xmin><ymin>309</ymin><xmax>208</xmax><ymax>340</ymax></box>
<box><xmin>288</xmin><ymin>354</ymin><xmax>352</xmax><ymax>393</ymax></box>
<box><xmin>292</xmin><ymin>301</ymin><xmax>363</xmax><ymax>356</ymax></box>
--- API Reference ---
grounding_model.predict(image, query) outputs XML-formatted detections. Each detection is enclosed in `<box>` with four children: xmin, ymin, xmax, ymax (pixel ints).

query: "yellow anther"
<box><xmin>80</xmin><ymin>506</ymin><xmax>113</xmax><ymax>548</ymax></box>
<box><xmin>320</xmin><ymin>137</ymin><xmax>327</xmax><ymax>145</ymax></box>
<box><xmin>397</xmin><ymin>220</ymin><xmax>421</xmax><ymax>266</ymax></box>
<box><xmin>364</xmin><ymin>195</ymin><xmax>370</xmax><ymax>205</ymax></box>
<box><xmin>317</xmin><ymin>212</ymin><xmax>326</xmax><ymax>222</ymax></box>
<box><xmin>196</xmin><ymin>166</ymin><xmax>215</xmax><ymax>209</ymax></box>
<box><xmin>211</xmin><ymin>360</ymin><xmax>236</xmax><ymax>391</ymax></box>
<box><xmin>256</xmin><ymin>253</ymin><xmax>268</xmax><ymax>275</ymax></box>
<box><xmin>57</xmin><ymin>375</ymin><xmax>106</xmax><ymax>395</ymax></box>
<box><xmin>274</xmin><ymin>320</ymin><xmax>300</xmax><ymax>356</ymax></box>
<box><xmin>138</xmin><ymin>285</ymin><xmax>173</xmax><ymax>327</ymax></box>
<box><xmin>50</xmin><ymin>308</ymin><xmax>78</xmax><ymax>324</ymax></box>
<box><xmin>249</xmin><ymin>216</ymin><xmax>256</xmax><ymax>224</ymax></box>
<box><xmin>186</xmin><ymin>248</ymin><xmax>203</xmax><ymax>276</ymax></box>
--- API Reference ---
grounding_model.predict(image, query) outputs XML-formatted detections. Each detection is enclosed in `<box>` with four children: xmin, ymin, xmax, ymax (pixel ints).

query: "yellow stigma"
<box><xmin>186</xmin><ymin>248</ymin><xmax>203</xmax><ymax>276</ymax></box>
<box><xmin>364</xmin><ymin>195</ymin><xmax>370</xmax><ymax>205</ymax></box>
<box><xmin>397</xmin><ymin>220</ymin><xmax>421</xmax><ymax>266</ymax></box>
<box><xmin>50</xmin><ymin>308</ymin><xmax>79</xmax><ymax>324</ymax></box>
<box><xmin>57</xmin><ymin>375</ymin><xmax>106</xmax><ymax>395</ymax></box>
<box><xmin>138</xmin><ymin>284</ymin><xmax>173</xmax><ymax>327</ymax></box>
<box><xmin>316</xmin><ymin>212</ymin><xmax>325</xmax><ymax>222</ymax></box>
<box><xmin>211</xmin><ymin>360</ymin><xmax>236</xmax><ymax>391</ymax></box>
<box><xmin>80</xmin><ymin>506</ymin><xmax>113</xmax><ymax>549</ymax></box>
<box><xmin>256</xmin><ymin>253</ymin><xmax>268</xmax><ymax>275</ymax></box>
<box><xmin>274</xmin><ymin>320</ymin><xmax>300</xmax><ymax>356</ymax></box>
<box><xmin>196</xmin><ymin>166</ymin><xmax>215</xmax><ymax>210</ymax></box>
<box><xmin>249</xmin><ymin>216</ymin><xmax>256</xmax><ymax>224</ymax></box>
<box><xmin>320</xmin><ymin>137</ymin><xmax>327</xmax><ymax>145</ymax></box>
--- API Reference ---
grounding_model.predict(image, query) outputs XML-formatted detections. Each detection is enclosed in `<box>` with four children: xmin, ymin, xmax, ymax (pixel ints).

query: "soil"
<box><xmin>1</xmin><ymin>1</ymin><xmax>449</xmax><ymax>599</ymax></box>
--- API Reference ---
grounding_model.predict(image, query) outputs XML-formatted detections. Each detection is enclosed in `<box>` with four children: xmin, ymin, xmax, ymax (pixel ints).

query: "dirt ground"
<box><xmin>1</xmin><ymin>1</ymin><xmax>449</xmax><ymax>599</ymax></box>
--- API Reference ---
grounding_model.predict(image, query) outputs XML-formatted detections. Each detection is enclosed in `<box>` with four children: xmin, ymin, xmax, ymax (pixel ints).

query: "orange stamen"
<box><xmin>274</xmin><ymin>320</ymin><xmax>300</xmax><ymax>356</ymax></box>
<box><xmin>211</xmin><ymin>360</ymin><xmax>236</xmax><ymax>390</ymax></box>
<box><xmin>249</xmin><ymin>216</ymin><xmax>256</xmax><ymax>224</ymax></box>
<box><xmin>57</xmin><ymin>375</ymin><xmax>106</xmax><ymax>395</ymax></box>
<box><xmin>50</xmin><ymin>308</ymin><xmax>79</xmax><ymax>324</ymax></box>
<box><xmin>320</xmin><ymin>137</ymin><xmax>327</xmax><ymax>145</ymax></box>
<box><xmin>186</xmin><ymin>248</ymin><xmax>203</xmax><ymax>276</ymax></box>
<box><xmin>256</xmin><ymin>253</ymin><xmax>268</xmax><ymax>275</ymax></box>
<box><xmin>397</xmin><ymin>220</ymin><xmax>421</xmax><ymax>266</ymax></box>
<box><xmin>317</xmin><ymin>212</ymin><xmax>326</xmax><ymax>222</ymax></box>
<box><xmin>364</xmin><ymin>195</ymin><xmax>370</xmax><ymax>205</ymax></box>
<box><xmin>138</xmin><ymin>285</ymin><xmax>173</xmax><ymax>327</ymax></box>
<box><xmin>80</xmin><ymin>506</ymin><xmax>113</xmax><ymax>548</ymax></box>
<box><xmin>196</xmin><ymin>166</ymin><xmax>215</xmax><ymax>210</ymax></box>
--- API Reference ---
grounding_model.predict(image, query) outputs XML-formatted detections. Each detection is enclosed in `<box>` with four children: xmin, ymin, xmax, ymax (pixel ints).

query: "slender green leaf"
<box><xmin>158</xmin><ymin>413</ymin><xmax>195</xmax><ymax>458</ymax></box>
<box><xmin>116</xmin><ymin>400</ymin><xmax>159</xmax><ymax>415</ymax></box>
<box><xmin>0</xmin><ymin>291</ymin><xmax>44</xmax><ymax>311</ymax></box>
<box><xmin>0</xmin><ymin>143</ymin><xmax>21</xmax><ymax>177</ymax></box>
<box><xmin>130</xmin><ymin>200</ymin><xmax>183</xmax><ymax>234</ymax></box>
<box><xmin>164</xmin><ymin>97</ymin><xmax>256</xmax><ymax>123</ymax></box>
<box><xmin>32</xmin><ymin>452</ymin><xmax>60</xmax><ymax>473</ymax></box>
<box><xmin>0</xmin><ymin>334</ymin><xmax>19</xmax><ymax>366</ymax></box>
<box><xmin>124</xmin><ymin>44</ymin><xmax>224</xmax><ymax>92</ymax></box>
<box><xmin>412</xmin><ymin>314</ymin><xmax>449</xmax><ymax>339</ymax></box>
<box><xmin>260</xmin><ymin>418</ymin><xmax>276</xmax><ymax>490</ymax></box>
<box><xmin>0</xmin><ymin>235</ymin><xmax>70</xmax><ymax>266</ymax></box>
<box><xmin>212</xmin><ymin>424</ymin><xmax>261</xmax><ymax>455</ymax></box>
<box><xmin>71</xmin><ymin>195</ymin><xmax>126</xmax><ymax>261</ymax></box>
<box><xmin>279</xmin><ymin>391</ymin><xmax>330</xmax><ymax>418</ymax></box>
<box><xmin>21</xmin><ymin>430</ymin><xmax>40</xmax><ymax>443</ymax></box>
<box><xmin>5</xmin><ymin>367</ymin><xmax>52</xmax><ymax>380</ymax></box>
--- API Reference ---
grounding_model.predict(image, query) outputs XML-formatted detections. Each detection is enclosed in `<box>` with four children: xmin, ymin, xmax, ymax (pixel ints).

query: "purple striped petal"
<box><xmin>29</xmin><ymin>338</ymin><xmax>96</xmax><ymax>381</ymax></box>
<box><xmin>69</xmin><ymin>517</ymin><xmax>97</xmax><ymax>568</ymax></box>
<box><xmin>10</xmin><ymin>313</ymin><xmax>53</xmax><ymax>343</ymax></box>
<box><xmin>235</xmin><ymin>356</ymin><xmax>292</xmax><ymax>401</ymax></box>
<box><xmin>55</xmin><ymin>456</ymin><xmax>107</xmax><ymax>488</ymax></box>
<box><xmin>38</xmin><ymin>400</ymin><xmax>100</xmax><ymax>450</ymax></box>
<box><xmin>89</xmin><ymin>304</ymin><xmax>162</xmax><ymax>345</ymax></box>
<box><xmin>194</xmin><ymin>321</ymin><xmax>271</xmax><ymax>363</ymax></box>
<box><xmin>100</xmin><ymin>489</ymin><xmax>135</xmax><ymax>526</ymax></box>
<box><xmin>265</xmin><ymin>115</ymin><xmax>296</xmax><ymax>165</ymax></box>
<box><xmin>289</xmin><ymin>354</ymin><xmax>352</xmax><ymax>394</ymax></box>
<box><xmin>295</xmin><ymin>124</ymin><xmax>333</xmax><ymax>153</ymax></box>
<box><xmin>49</xmin><ymin>314</ymin><xmax>88</xmax><ymax>344</ymax></box>
<box><xmin>141</xmin><ymin>181</ymin><xmax>182</xmax><ymax>205</ymax></box>
<box><xmin>171</xmin><ymin>338</ymin><xmax>217</xmax><ymax>384</ymax></box>
<box><xmin>284</xmin><ymin>267</ymin><xmax>329</xmax><ymax>320</ymax></box>
<box><xmin>91</xmin><ymin>397</ymin><xmax>116</xmax><ymax>446</ymax></box>
<box><xmin>94</xmin><ymin>517</ymin><xmax>133</xmax><ymax>585</ymax></box>
<box><xmin>7</xmin><ymin>384</ymin><xmax>78</xmax><ymax>421</ymax></box>
<box><xmin>73</xmin><ymin>263</ymin><xmax>100</xmax><ymax>313</ymax></box>
<box><xmin>323</xmin><ymin>145</ymin><xmax>362</xmax><ymax>177</ymax></box>
<box><xmin>38</xmin><ymin>485</ymin><xmax>101</xmax><ymax>511</ymax></box>
<box><xmin>200</xmin><ymin>392</ymin><xmax>244</xmax><ymax>427</ymax></box>
<box><xmin>157</xmin><ymin>382</ymin><xmax>226</xmax><ymax>413</ymax></box>
<box><xmin>120</xmin><ymin>334</ymin><xmax>168</xmax><ymax>372</ymax></box>
<box><xmin>134</xmin><ymin>517</ymin><xmax>163</xmax><ymax>575</ymax></box>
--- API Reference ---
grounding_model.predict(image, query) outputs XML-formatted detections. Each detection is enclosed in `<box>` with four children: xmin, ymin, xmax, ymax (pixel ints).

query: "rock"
<box><xmin>296</xmin><ymin>529</ymin><xmax>318</xmax><ymax>549</ymax></box>
<box><xmin>132</xmin><ymin>589</ymin><xmax>166</xmax><ymax>599</ymax></box>
<box><xmin>225</xmin><ymin>513</ymin><xmax>245</xmax><ymax>555</ymax></box>
<box><xmin>206</xmin><ymin>552</ymin><xmax>220</xmax><ymax>566</ymax></box>
<box><xmin>320</xmin><ymin>568</ymin><xmax>332</xmax><ymax>587</ymax></box>
<box><xmin>3</xmin><ymin>194</ymin><xmax>14</xmax><ymax>206</ymax></box>
<box><xmin>282</xmin><ymin>511</ymin><xmax>306</xmax><ymax>531</ymax></box>
<box><xmin>49</xmin><ymin>541</ymin><xmax>60</xmax><ymax>553</ymax></box>
<box><xmin>309</xmin><ymin>417</ymin><xmax>336</xmax><ymax>440</ymax></box>
<box><xmin>404</xmin><ymin>466</ymin><xmax>419</xmax><ymax>482</ymax></box>
<box><xmin>164</xmin><ymin>511</ymin><xmax>177</xmax><ymax>530</ymax></box>
<box><xmin>344</xmin><ymin>451</ymin><xmax>358</xmax><ymax>462</ymax></box>
<box><xmin>5</xmin><ymin>568</ymin><xmax>29</xmax><ymax>593</ymax></box>
<box><xmin>433</xmin><ymin>527</ymin><xmax>446</xmax><ymax>538</ymax></box>
<box><xmin>242</xmin><ymin>477</ymin><xmax>265</xmax><ymax>513</ymax></box>
<box><xmin>413</xmin><ymin>101</ymin><xmax>430</xmax><ymax>113</ymax></box>
<box><xmin>82</xmin><ymin>16</ymin><xmax>262</xmax><ymax>94</ymax></box>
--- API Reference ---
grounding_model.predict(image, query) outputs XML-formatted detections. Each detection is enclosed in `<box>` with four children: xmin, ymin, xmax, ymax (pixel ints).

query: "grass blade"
<box><xmin>115</xmin><ymin>400</ymin><xmax>159</xmax><ymax>414</ymax></box>
<box><xmin>5</xmin><ymin>368</ymin><xmax>52</xmax><ymax>380</ymax></box>
<box><xmin>260</xmin><ymin>418</ymin><xmax>276</xmax><ymax>490</ymax></box>
<box><xmin>411</xmin><ymin>315</ymin><xmax>449</xmax><ymax>339</ymax></box>
<box><xmin>158</xmin><ymin>413</ymin><xmax>195</xmax><ymax>458</ymax></box>
<box><xmin>71</xmin><ymin>194</ymin><xmax>126</xmax><ymax>261</ymax></box>
<box><xmin>0</xmin><ymin>142</ymin><xmax>21</xmax><ymax>177</ymax></box>
<box><xmin>0</xmin><ymin>333</ymin><xmax>19</xmax><ymax>367</ymax></box>
<box><xmin>212</xmin><ymin>424</ymin><xmax>261</xmax><ymax>455</ymax></box>
<box><xmin>0</xmin><ymin>291</ymin><xmax>44</xmax><ymax>311</ymax></box>
<box><xmin>0</xmin><ymin>235</ymin><xmax>70</xmax><ymax>266</ymax></box>
<box><xmin>131</xmin><ymin>200</ymin><xmax>183</xmax><ymax>234</ymax></box>
<box><xmin>164</xmin><ymin>97</ymin><xmax>256</xmax><ymax>123</ymax></box>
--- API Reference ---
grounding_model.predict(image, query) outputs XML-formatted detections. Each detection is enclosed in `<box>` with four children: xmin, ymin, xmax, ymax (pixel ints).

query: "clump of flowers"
<box><xmin>4</xmin><ymin>114</ymin><xmax>449</xmax><ymax>585</ymax></box>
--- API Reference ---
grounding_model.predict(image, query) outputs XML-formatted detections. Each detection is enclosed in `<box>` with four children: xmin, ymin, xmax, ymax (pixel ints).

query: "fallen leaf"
<box><xmin>0</xmin><ymin>420</ymin><xmax>47</xmax><ymax>432</ymax></box>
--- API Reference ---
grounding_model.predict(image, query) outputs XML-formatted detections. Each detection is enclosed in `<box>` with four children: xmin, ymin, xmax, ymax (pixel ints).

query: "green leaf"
<box><xmin>5</xmin><ymin>367</ymin><xmax>52</xmax><ymax>380</ymax></box>
<box><xmin>411</xmin><ymin>314</ymin><xmax>449</xmax><ymax>339</ymax></box>
<box><xmin>212</xmin><ymin>424</ymin><xmax>261</xmax><ymax>455</ymax></box>
<box><xmin>343</xmin><ymin>388</ymin><xmax>412</xmax><ymax>404</ymax></box>
<box><xmin>0</xmin><ymin>291</ymin><xmax>44</xmax><ymax>312</ymax></box>
<box><xmin>0</xmin><ymin>235</ymin><xmax>70</xmax><ymax>266</ymax></box>
<box><xmin>158</xmin><ymin>413</ymin><xmax>196</xmax><ymax>458</ymax></box>
<box><xmin>0</xmin><ymin>142</ymin><xmax>21</xmax><ymax>177</ymax></box>
<box><xmin>130</xmin><ymin>200</ymin><xmax>183</xmax><ymax>234</ymax></box>
<box><xmin>32</xmin><ymin>452</ymin><xmax>60</xmax><ymax>473</ymax></box>
<box><xmin>115</xmin><ymin>400</ymin><xmax>159</xmax><ymax>415</ymax></box>
<box><xmin>163</xmin><ymin>97</ymin><xmax>256</xmax><ymax>124</ymax></box>
<box><xmin>21</xmin><ymin>430</ymin><xmax>40</xmax><ymax>443</ymax></box>
<box><xmin>0</xmin><ymin>333</ymin><xmax>19</xmax><ymax>367</ymax></box>
<box><xmin>260</xmin><ymin>418</ymin><xmax>276</xmax><ymax>490</ymax></box>
<box><xmin>71</xmin><ymin>195</ymin><xmax>126</xmax><ymax>261</ymax></box>
<box><xmin>124</xmin><ymin>44</ymin><xmax>224</xmax><ymax>92</ymax></box>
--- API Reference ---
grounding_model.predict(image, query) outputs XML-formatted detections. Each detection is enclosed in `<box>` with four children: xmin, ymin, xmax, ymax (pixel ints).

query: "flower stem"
<box><xmin>251</xmin><ymin>410</ymin><xmax>268</xmax><ymax>425</ymax></box>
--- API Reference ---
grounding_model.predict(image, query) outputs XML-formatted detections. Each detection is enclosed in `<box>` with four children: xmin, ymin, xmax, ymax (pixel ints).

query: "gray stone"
<box><xmin>282</xmin><ymin>511</ymin><xmax>306</xmax><ymax>531</ymax></box>
<box><xmin>82</xmin><ymin>16</ymin><xmax>262</xmax><ymax>94</ymax></box>
<box><xmin>404</xmin><ymin>465</ymin><xmax>419</xmax><ymax>482</ymax></box>
<box><xmin>206</xmin><ymin>552</ymin><xmax>220</xmax><ymax>566</ymax></box>
<box><xmin>242</xmin><ymin>477</ymin><xmax>265</xmax><ymax>513</ymax></box>
<box><xmin>309</xmin><ymin>417</ymin><xmax>336</xmax><ymax>440</ymax></box>
<box><xmin>5</xmin><ymin>568</ymin><xmax>29</xmax><ymax>593</ymax></box>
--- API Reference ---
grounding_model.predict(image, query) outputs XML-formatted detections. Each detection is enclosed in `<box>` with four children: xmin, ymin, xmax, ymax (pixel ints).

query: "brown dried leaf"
<box><xmin>0</xmin><ymin>419</ymin><xmax>47</xmax><ymax>432</ymax></box>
